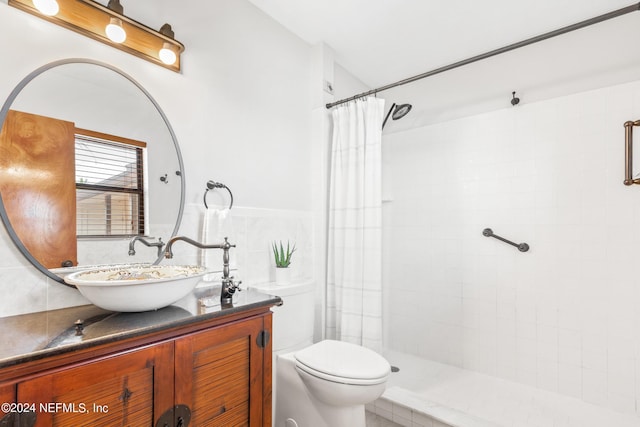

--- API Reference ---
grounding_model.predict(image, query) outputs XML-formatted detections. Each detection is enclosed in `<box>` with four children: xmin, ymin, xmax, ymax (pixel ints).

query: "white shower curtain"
<box><xmin>326</xmin><ymin>97</ymin><xmax>385</xmax><ymax>353</ymax></box>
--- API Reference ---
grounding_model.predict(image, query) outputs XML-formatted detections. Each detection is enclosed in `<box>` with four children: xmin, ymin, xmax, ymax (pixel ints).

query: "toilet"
<box><xmin>250</xmin><ymin>281</ymin><xmax>390</xmax><ymax>427</ymax></box>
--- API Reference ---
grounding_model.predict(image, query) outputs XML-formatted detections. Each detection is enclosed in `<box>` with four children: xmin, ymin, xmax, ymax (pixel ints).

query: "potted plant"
<box><xmin>272</xmin><ymin>240</ymin><xmax>296</xmax><ymax>285</ymax></box>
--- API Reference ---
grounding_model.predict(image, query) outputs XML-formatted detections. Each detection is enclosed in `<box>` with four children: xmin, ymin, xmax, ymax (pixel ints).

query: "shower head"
<box><xmin>392</xmin><ymin>103</ymin><xmax>412</xmax><ymax>120</ymax></box>
<box><xmin>382</xmin><ymin>103</ymin><xmax>412</xmax><ymax>129</ymax></box>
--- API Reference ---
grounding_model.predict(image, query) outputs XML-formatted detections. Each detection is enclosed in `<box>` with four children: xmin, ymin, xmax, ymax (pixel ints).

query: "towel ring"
<box><xmin>204</xmin><ymin>180</ymin><xmax>234</xmax><ymax>209</ymax></box>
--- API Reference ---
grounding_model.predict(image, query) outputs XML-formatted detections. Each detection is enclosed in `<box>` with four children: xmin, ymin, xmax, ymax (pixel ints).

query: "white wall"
<box><xmin>383</xmin><ymin>78</ymin><xmax>640</xmax><ymax>415</ymax></box>
<box><xmin>333</xmin><ymin>63</ymin><xmax>369</xmax><ymax>101</ymax></box>
<box><xmin>0</xmin><ymin>0</ymin><xmax>317</xmax><ymax>316</ymax></box>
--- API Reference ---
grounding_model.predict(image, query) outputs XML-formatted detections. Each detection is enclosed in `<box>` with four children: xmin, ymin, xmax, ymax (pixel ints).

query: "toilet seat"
<box><xmin>296</xmin><ymin>361</ymin><xmax>387</xmax><ymax>385</ymax></box>
<box><xmin>294</xmin><ymin>340</ymin><xmax>390</xmax><ymax>386</ymax></box>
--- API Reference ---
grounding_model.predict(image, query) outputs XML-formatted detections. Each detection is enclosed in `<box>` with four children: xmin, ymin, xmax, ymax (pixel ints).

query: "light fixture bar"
<box><xmin>8</xmin><ymin>0</ymin><xmax>185</xmax><ymax>72</ymax></box>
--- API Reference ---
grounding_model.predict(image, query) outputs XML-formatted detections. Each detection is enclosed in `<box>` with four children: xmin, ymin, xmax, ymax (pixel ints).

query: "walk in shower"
<box><xmin>375</xmin><ymin>77</ymin><xmax>640</xmax><ymax>426</ymax></box>
<box><xmin>323</xmin><ymin>4</ymin><xmax>640</xmax><ymax>426</ymax></box>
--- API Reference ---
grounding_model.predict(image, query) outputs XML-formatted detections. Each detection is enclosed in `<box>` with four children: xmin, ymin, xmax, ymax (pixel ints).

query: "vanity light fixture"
<box><xmin>105</xmin><ymin>17</ymin><xmax>126</xmax><ymax>43</ymax></box>
<box><xmin>104</xmin><ymin>0</ymin><xmax>126</xmax><ymax>43</ymax></box>
<box><xmin>158</xmin><ymin>24</ymin><xmax>177</xmax><ymax>65</ymax></box>
<box><xmin>159</xmin><ymin>42</ymin><xmax>177</xmax><ymax>65</ymax></box>
<box><xmin>32</xmin><ymin>0</ymin><xmax>59</xmax><ymax>16</ymax></box>
<box><xmin>9</xmin><ymin>0</ymin><xmax>185</xmax><ymax>72</ymax></box>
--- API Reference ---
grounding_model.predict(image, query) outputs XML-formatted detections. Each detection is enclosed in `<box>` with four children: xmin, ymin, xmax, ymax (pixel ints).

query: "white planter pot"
<box><xmin>275</xmin><ymin>267</ymin><xmax>292</xmax><ymax>286</ymax></box>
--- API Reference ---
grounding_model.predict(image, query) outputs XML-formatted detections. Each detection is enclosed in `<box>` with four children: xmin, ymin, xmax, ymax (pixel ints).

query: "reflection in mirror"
<box><xmin>0</xmin><ymin>60</ymin><xmax>185</xmax><ymax>284</ymax></box>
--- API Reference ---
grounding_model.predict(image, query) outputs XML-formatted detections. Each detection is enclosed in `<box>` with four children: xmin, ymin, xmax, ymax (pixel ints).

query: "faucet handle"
<box><xmin>230</xmin><ymin>279</ymin><xmax>242</xmax><ymax>292</ymax></box>
<box><xmin>220</xmin><ymin>277</ymin><xmax>242</xmax><ymax>305</ymax></box>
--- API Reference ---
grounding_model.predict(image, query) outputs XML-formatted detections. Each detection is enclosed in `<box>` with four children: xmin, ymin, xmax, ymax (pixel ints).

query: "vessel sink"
<box><xmin>51</xmin><ymin>263</ymin><xmax>153</xmax><ymax>279</ymax></box>
<box><xmin>64</xmin><ymin>264</ymin><xmax>208</xmax><ymax>312</ymax></box>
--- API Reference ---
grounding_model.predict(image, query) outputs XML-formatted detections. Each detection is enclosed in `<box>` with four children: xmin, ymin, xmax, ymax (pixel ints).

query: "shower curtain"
<box><xmin>326</xmin><ymin>97</ymin><xmax>385</xmax><ymax>353</ymax></box>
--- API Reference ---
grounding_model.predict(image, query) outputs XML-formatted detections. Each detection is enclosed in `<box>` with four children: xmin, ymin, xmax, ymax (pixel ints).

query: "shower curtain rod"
<box><xmin>325</xmin><ymin>3</ymin><xmax>640</xmax><ymax>109</ymax></box>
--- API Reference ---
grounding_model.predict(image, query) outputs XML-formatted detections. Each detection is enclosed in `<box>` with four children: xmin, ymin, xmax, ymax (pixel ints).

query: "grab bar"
<box><xmin>482</xmin><ymin>228</ymin><xmax>529</xmax><ymax>252</ymax></box>
<box><xmin>624</xmin><ymin>120</ymin><xmax>640</xmax><ymax>185</ymax></box>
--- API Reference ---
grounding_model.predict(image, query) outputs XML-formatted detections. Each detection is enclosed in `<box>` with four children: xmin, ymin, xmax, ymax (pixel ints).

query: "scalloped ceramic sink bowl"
<box><xmin>50</xmin><ymin>263</ymin><xmax>153</xmax><ymax>279</ymax></box>
<box><xmin>64</xmin><ymin>265</ymin><xmax>208</xmax><ymax>312</ymax></box>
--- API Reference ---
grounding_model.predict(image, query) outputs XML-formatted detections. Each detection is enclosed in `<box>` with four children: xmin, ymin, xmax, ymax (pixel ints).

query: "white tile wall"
<box><xmin>0</xmin><ymin>205</ymin><xmax>315</xmax><ymax>318</ymax></box>
<box><xmin>382</xmin><ymin>78</ymin><xmax>640</xmax><ymax>417</ymax></box>
<box><xmin>185</xmin><ymin>206</ymin><xmax>313</xmax><ymax>285</ymax></box>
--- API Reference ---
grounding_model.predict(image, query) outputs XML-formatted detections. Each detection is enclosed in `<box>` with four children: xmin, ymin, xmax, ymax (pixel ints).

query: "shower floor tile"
<box><xmin>377</xmin><ymin>349</ymin><xmax>640</xmax><ymax>427</ymax></box>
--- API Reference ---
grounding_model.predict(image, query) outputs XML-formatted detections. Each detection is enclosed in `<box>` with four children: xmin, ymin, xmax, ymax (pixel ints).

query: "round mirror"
<box><xmin>0</xmin><ymin>59</ymin><xmax>185</xmax><ymax>284</ymax></box>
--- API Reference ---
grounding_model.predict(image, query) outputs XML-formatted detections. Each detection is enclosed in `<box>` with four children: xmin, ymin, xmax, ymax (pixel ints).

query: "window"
<box><xmin>74</xmin><ymin>129</ymin><xmax>146</xmax><ymax>238</ymax></box>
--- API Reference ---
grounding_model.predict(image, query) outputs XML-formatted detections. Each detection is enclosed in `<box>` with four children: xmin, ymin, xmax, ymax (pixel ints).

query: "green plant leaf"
<box><xmin>272</xmin><ymin>240</ymin><xmax>295</xmax><ymax>268</ymax></box>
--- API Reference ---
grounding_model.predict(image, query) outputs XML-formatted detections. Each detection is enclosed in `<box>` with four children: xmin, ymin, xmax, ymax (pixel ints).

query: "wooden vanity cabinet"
<box><xmin>3</xmin><ymin>310</ymin><xmax>273</xmax><ymax>427</ymax></box>
<box><xmin>176</xmin><ymin>316</ymin><xmax>269</xmax><ymax>426</ymax></box>
<box><xmin>0</xmin><ymin>383</ymin><xmax>15</xmax><ymax>420</ymax></box>
<box><xmin>18</xmin><ymin>341</ymin><xmax>174</xmax><ymax>426</ymax></box>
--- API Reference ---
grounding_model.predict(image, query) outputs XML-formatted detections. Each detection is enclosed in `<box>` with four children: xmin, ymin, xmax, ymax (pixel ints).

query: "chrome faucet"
<box><xmin>128</xmin><ymin>236</ymin><xmax>165</xmax><ymax>258</ymax></box>
<box><xmin>164</xmin><ymin>236</ymin><xmax>241</xmax><ymax>304</ymax></box>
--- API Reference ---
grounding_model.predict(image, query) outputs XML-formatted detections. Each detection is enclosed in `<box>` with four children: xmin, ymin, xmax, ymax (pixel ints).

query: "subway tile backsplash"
<box><xmin>0</xmin><ymin>205</ymin><xmax>314</xmax><ymax>318</ymax></box>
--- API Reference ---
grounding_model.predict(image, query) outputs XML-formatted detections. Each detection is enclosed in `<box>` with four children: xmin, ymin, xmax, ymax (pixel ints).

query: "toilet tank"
<box><xmin>249</xmin><ymin>280</ymin><xmax>315</xmax><ymax>353</ymax></box>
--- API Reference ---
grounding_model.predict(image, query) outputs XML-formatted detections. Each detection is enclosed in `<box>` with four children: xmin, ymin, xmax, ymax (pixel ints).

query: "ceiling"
<box><xmin>248</xmin><ymin>0</ymin><xmax>640</xmax><ymax>130</ymax></box>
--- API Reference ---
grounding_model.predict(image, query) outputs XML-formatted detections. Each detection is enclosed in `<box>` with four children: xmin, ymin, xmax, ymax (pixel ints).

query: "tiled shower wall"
<box><xmin>382</xmin><ymin>78</ymin><xmax>640</xmax><ymax>415</ymax></box>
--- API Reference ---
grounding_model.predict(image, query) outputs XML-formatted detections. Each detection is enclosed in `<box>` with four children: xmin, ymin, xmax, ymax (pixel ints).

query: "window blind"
<box><xmin>75</xmin><ymin>132</ymin><xmax>145</xmax><ymax>238</ymax></box>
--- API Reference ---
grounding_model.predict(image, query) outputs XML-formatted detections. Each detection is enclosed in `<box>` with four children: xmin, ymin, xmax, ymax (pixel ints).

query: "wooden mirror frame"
<box><xmin>0</xmin><ymin>58</ymin><xmax>186</xmax><ymax>285</ymax></box>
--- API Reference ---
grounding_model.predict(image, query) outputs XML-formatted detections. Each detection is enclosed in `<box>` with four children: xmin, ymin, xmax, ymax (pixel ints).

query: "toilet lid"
<box><xmin>294</xmin><ymin>340</ymin><xmax>390</xmax><ymax>382</ymax></box>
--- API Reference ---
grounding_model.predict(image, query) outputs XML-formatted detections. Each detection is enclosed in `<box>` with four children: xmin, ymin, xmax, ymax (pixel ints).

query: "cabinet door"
<box><xmin>175</xmin><ymin>316</ymin><xmax>268</xmax><ymax>427</ymax></box>
<box><xmin>18</xmin><ymin>342</ymin><xmax>174</xmax><ymax>427</ymax></box>
<box><xmin>0</xmin><ymin>383</ymin><xmax>15</xmax><ymax>423</ymax></box>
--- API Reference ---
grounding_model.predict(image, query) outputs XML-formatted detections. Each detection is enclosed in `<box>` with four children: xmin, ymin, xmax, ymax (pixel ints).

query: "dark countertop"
<box><xmin>0</xmin><ymin>285</ymin><xmax>281</xmax><ymax>369</ymax></box>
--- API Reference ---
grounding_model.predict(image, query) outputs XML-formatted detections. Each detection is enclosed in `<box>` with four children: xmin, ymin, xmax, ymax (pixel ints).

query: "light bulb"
<box><xmin>105</xmin><ymin>17</ymin><xmax>126</xmax><ymax>43</ymax></box>
<box><xmin>159</xmin><ymin>42</ymin><xmax>177</xmax><ymax>65</ymax></box>
<box><xmin>33</xmin><ymin>0</ymin><xmax>59</xmax><ymax>16</ymax></box>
